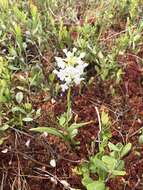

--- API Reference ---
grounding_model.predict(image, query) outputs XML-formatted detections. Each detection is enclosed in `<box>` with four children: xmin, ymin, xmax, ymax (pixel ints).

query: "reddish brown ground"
<box><xmin>0</xmin><ymin>54</ymin><xmax>143</xmax><ymax>190</ymax></box>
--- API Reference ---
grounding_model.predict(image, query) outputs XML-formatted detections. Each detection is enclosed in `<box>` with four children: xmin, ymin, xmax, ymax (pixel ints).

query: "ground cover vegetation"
<box><xmin>0</xmin><ymin>0</ymin><xmax>143</xmax><ymax>189</ymax></box>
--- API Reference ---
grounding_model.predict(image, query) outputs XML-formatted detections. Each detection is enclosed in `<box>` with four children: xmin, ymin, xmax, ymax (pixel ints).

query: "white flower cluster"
<box><xmin>53</xmin><ymin>48</ymin><xmax>88</xmax><ymax>91</ymax></box>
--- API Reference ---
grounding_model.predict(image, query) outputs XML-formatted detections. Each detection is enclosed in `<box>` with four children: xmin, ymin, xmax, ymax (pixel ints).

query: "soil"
<box><xmin>0</xmin><ymin>55</ymin><xmax>143</xmax><ymax>190</ymax></box>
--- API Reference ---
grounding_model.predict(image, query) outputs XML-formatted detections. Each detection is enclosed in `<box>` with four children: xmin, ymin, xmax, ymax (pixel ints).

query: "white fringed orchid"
<box><xmin>53</xmin><ymin>48</ymin><xmax>88</xmax><ymax>91</ymax></box>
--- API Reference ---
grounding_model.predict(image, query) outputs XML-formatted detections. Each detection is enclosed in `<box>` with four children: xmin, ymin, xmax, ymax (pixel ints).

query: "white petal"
<box><xmin>61</xmin><ymin>83</ymin><xmax>69</xmax><ymax>92</ymax></box>
<box><xmin>83</xmin><ymin>63</ymin><xmax>88</xmax><ymax>67</ymax></box>
<box><xmin>55</xmin><ymin>57</ymin><xmax>65</xmax><ymax>69</ymax></box>
<box><xmin>76</xmin><ymin>65</ymin><xmax>84</xmax><ymax>74</ymax></box>
<box><xmin>57</xmin><ymin>70</ymin><xmax>66</xmax><ymax>81</ymax></box>
<box><xmin>53</xmin><ymin>69</ymin><xmax>58</xmax><ymax>74</ymax></box>
<box><xmin>65</xmin><ymin>77</ymin><xmax>72</xmax><ymax>84</ymax></box>
<box><xmin>63</xmin><ymin>48</ymin><xmax>67</xmax><ymax>54</ymax></box>
<box><xmin>66</xmin><ymin>51</ymin><xmax>73</xmax><ymax>58</ymax></box>
<box><xmin>58</xmin><ymin>62</ymin><xmax>66</xmax><ymax>69</ymax></box>
<box><xmin>79</xmin><ymin>52</ymin><xmax>85</xmax><ymax>58</ymax></box>
<box><xmin>55</xmin><ymin>56</ymin><xmax>63</xmax><ymax>63</ymax></box>
<box><xmin>63</xmin><ymin>49</ymin><xmax>73</xmax><ymax>58</ymax></box>
<box><xmin>74</xmin><ymin>75</ymin><xmax>84</xmax><ymax>85</ymax></box>
<box><xmin>72</xmin><ymin>47</ymin><xmax>77</xmax><ymax>53</ymax></box>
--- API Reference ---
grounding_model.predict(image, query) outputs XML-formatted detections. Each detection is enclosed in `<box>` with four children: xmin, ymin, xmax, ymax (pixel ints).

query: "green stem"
<box><xmin>67</xmin><ymin>87</ymin><xmax>71</xmax><ymax>120</ymax></box>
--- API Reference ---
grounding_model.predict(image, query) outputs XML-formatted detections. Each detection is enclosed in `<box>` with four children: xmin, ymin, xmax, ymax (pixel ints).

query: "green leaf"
<box><xmin>49</xmin><ymin>73</ymin><xmax>55</xmax><ymax>82</ymax></box>
<box><xmin>70</xmin><ymin>129</ymin><xmax>78</xmax><ymax>138</ymax></box>
<box><xmin>139</xmin><ymin>135</ymin><xmax>143</xmax><ymax>144</ymax></box>
<box><xmin>0</xmin><ymin>124</ymin><xmax>10</xmax><ymax>131</ymax></box>
<box><xmin>91</xmin><ymin>157</ymin><xmax>108</xmax><ymax>172</ymax></box>
<box><xmin>133</xmin><ymin>34</ymin><xmax>140</xmax><ymax>42</ymax></box>
<box><xmin>116</xmin><ymin>143</ymin><xmax>123</xmax><ymax>150</ymax></box>
<box><xmin>24</xmin><ymin>103</ymin><xmax>32</xmax><ymax>111</ymax></box>
<box><xmin>59</xmin><ymin>115</ymin><xmax>66</xmax><ymax>126</ymax></box>
<box><xmin>22</xmin><ymin>117</ymin><xmax>33</xmax><ymax>122</ymax></box>
<box><xmin>35</xmin><ymin>108</ymin><xmax>41</xmax><ymax>118</ymax></box>
<box><xmin>120</xmin><ymin>143</ymin><xmax>132</xmax><ymax>158</ymax></box>
<box><xmin>16</xmin><ymin>92</ymin><xmax>23</xmax><ymax>104</ymax></box>
<box><xmin>0</xmin><ymin>0</ymin><xmax>9</xmax><ymax>9</ymax></box>
<box><xmin>111</xmin><ymin>170</ymin><xmax>126</xmax><ymax>176</ymax></box>
<box><xmin>116</xmin><ymin>160</ymin><xmax>125</xmax><ymax>171</ymax></box>
<box><xmin>30</xmin><ymin>127</ymin><xmax>65</xmax><ymax>139</ymax></box>
<box><xmin>108</xmin><ymin>142</ymin><xmax>120</xmax><ymax>152</ymax></box>
<box><xmin>68</xmin><ymin>121</ymin><xmax>91</xmax><ymax>132</ymax></box>
<box><xmin>81</xmin><ymin>163</ymin><xmax>90</xmax><ymax>175</ymax></box>
<box><xmin>98</xmin><ymin>51</ymin><xmax>104</xmax><ymax>59</ymax></box>
<box><xmin>8</xmin><ymin>65</ymin><xmax>19</xmax><ymax>71</ymax></box>
<box><xmin>0</xmin><ymin>136</ymin><xmax>9</xmax><ymax>145</ymax></box>
<box><xmin>12</xmin><ymin>106</ymin><xmax>26</xmax><ymax>114</ymax></box>
<box><xmin>82</xmin><ymin>175</ymin><xmax>93</xmax><ymax>187</ymax></box>
<box><xmin>101</xmin><ymin>112</ymin><xmax>110</xmax><ymax>126</ymax></box>
<box><xmin>87</xmin><ymin>181</ymin><xmax>106</xmax><ymax>190</ymax></box>
<box><xmin>102</xmin><ymin>156</ymin><xmax>117</xmax><ymax>170</ymax></box>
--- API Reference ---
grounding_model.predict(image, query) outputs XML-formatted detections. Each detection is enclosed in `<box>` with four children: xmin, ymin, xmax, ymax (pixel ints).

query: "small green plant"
<box><xmin>76</xmin><ymin>111</ymin><xmax>132</xmax><ymax>190</ymax></box>
<box><xmin>29</xmin><ymin>65</ymin><xmax>44</xmax><ymax>87</ymax></box>
<box><xmin>78</xmin><ymin>142</ymin><xmax>132</xmax><ymax>190</ymax></box>
<box><xmin>7</xmin><ymin>103</ymin><xmax>41</xmax><ymax>128</ymax></box>
<box><xmin>0</xmin><ymin>57</ymin><xmax>11</xmax><ymax>103</ymax></box>
<box><xmin>116</xmin><ymin>21</ymin><xmax>143</xmax><ymax>54</ymax></box>
<box><xmin>94</xmin><ymin>50</ymin><xmax>123</xmax><ymax>82</ymax></box>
